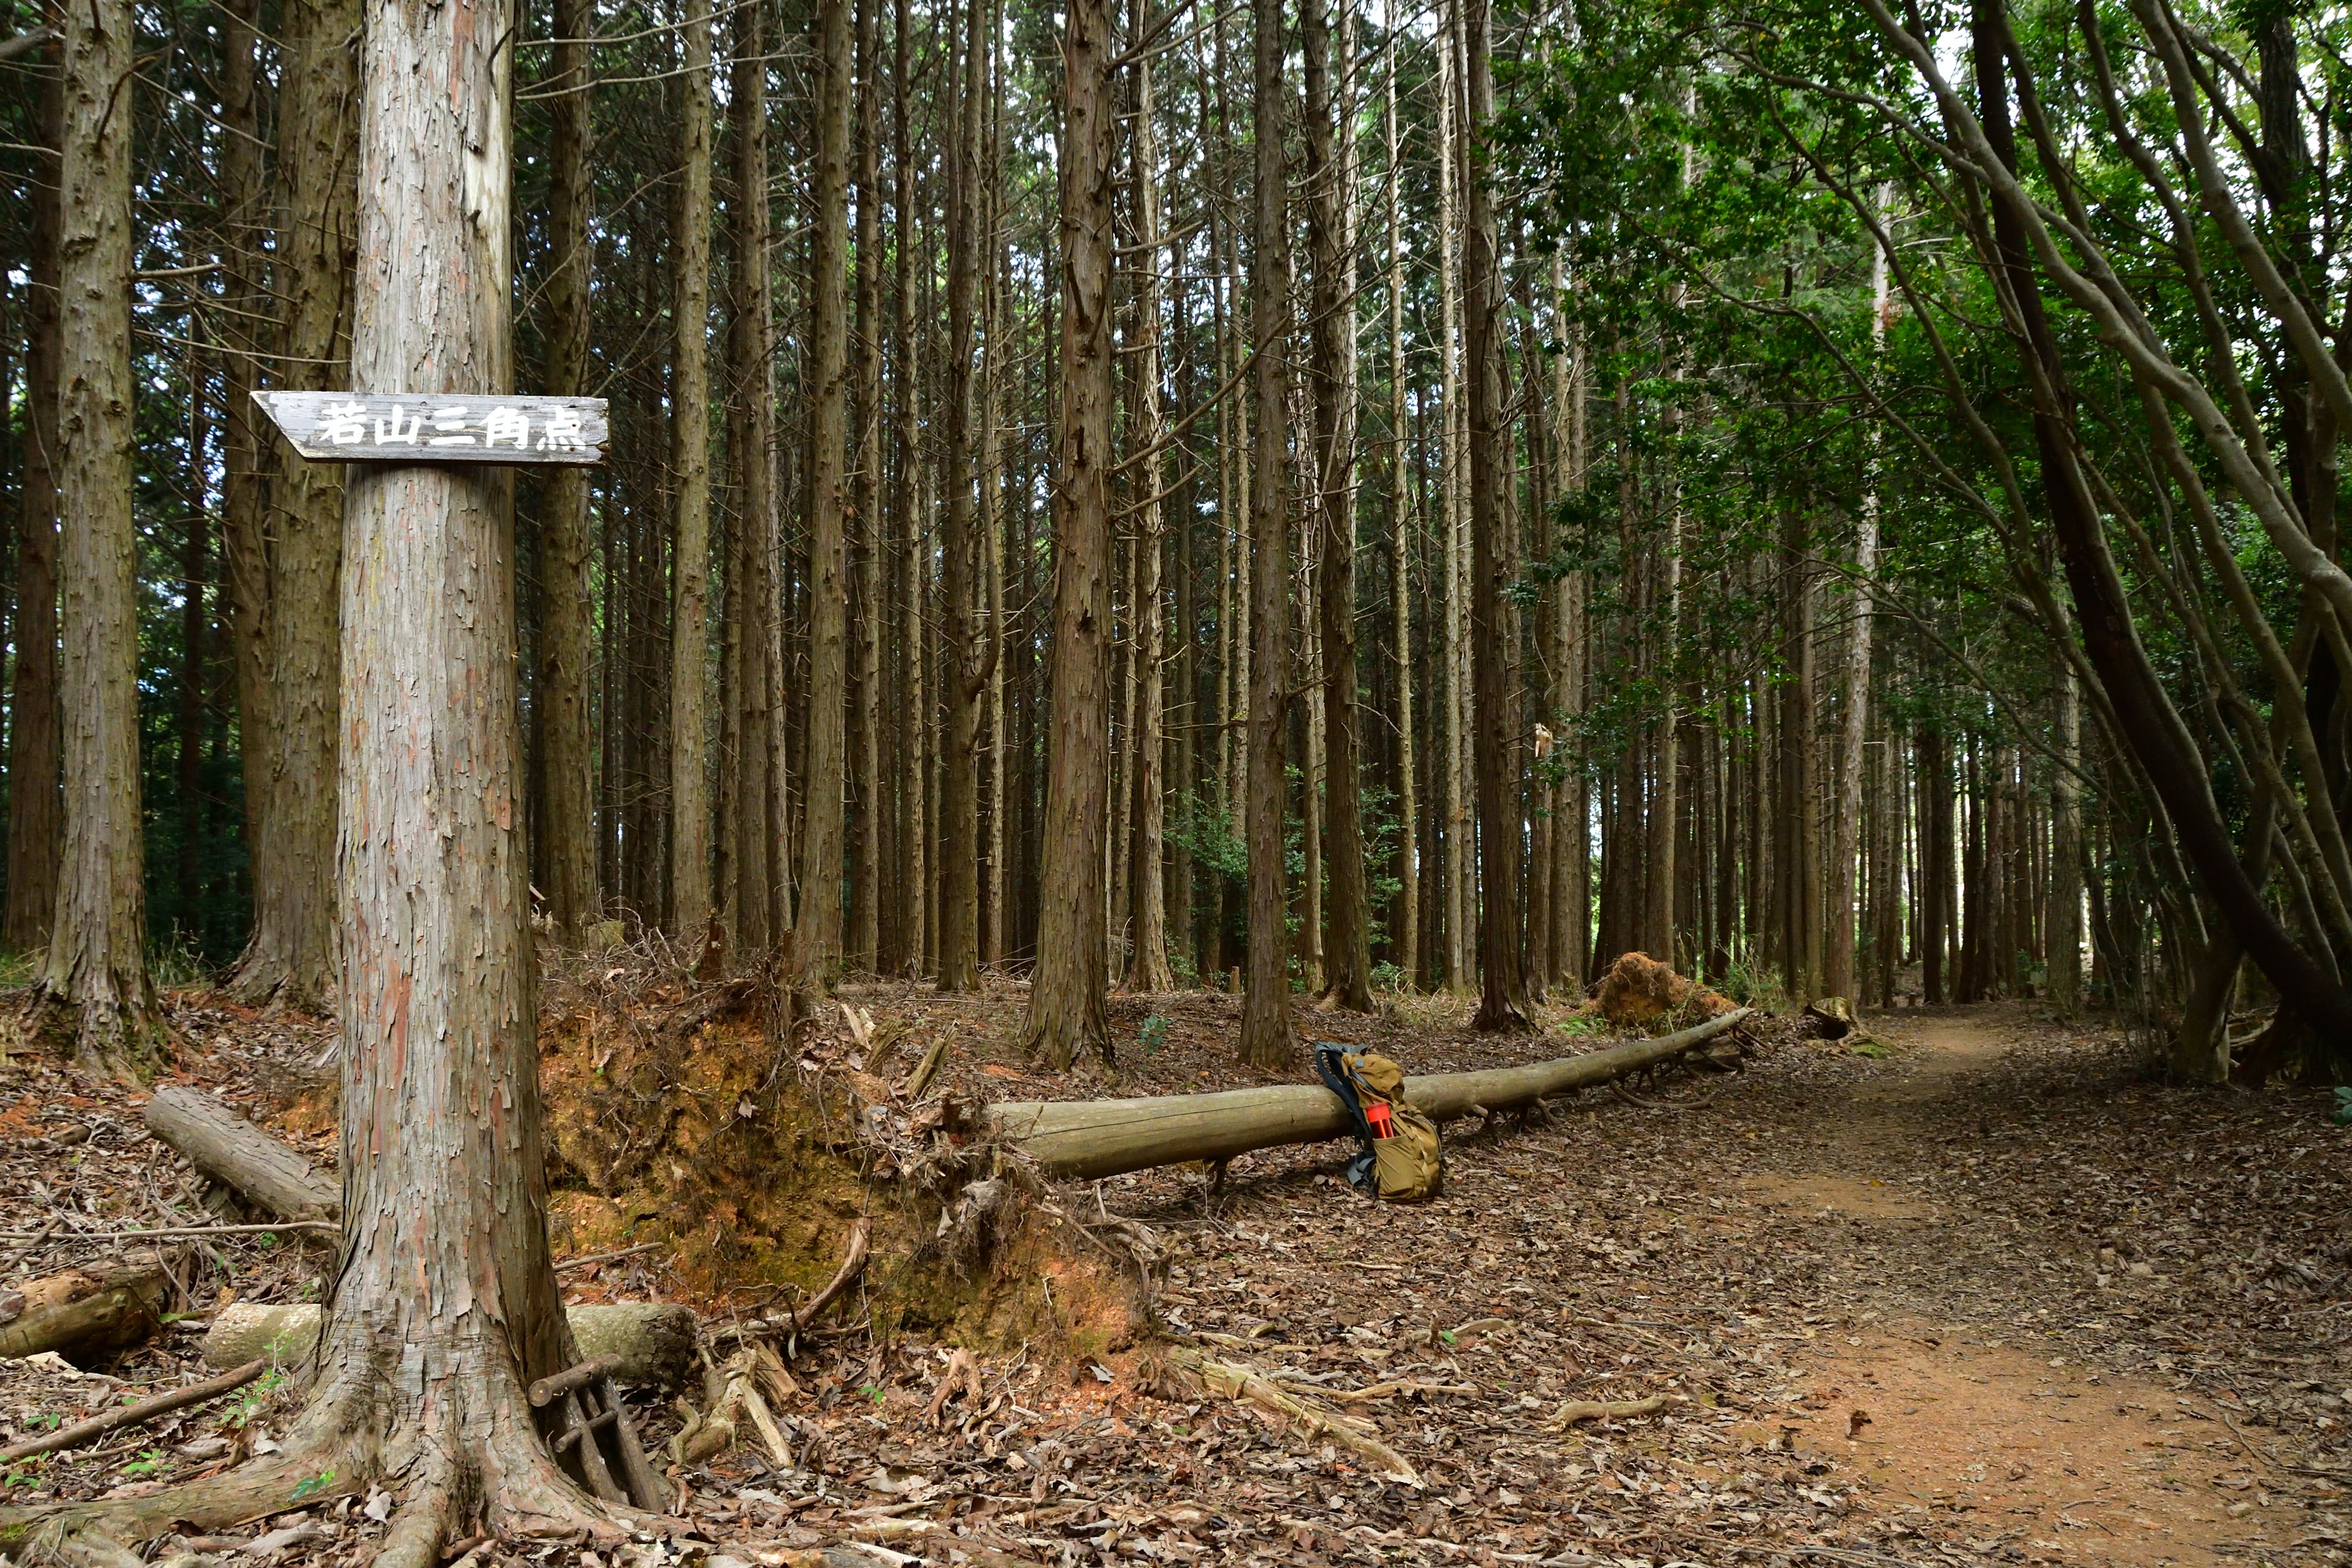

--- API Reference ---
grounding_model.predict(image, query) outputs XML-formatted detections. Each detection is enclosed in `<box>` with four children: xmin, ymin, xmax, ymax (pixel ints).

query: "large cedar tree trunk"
<box><xmin>232</xmin><ymin>0</ymin><xmax>358</xmax><ymax>1009</ymax></box>
<box><xmin>1024</xmin><ymin>0</ymin><xmax>1115</xmax><ymax>1069</ymax></box>
<box><xmin>1122</xmin><ymin>0</ymin><xmax>1174</xmax><ymax>996</ymax></box>
<box><xmin>34</xmin><ymin>0</ymin><xmax>160</xmax><ymax>1071</ymax></box>
<box><xmin>1239</xmin><ymin>0</ymin><xmax>1295</xmax><ymax>1066</ymax></box>
<box><xmin>668</xmin><ymin>1</ymin><xmax>715</xmax><ymax>943</ymax></box>
<box><xmin>3</xmin><ymin>55</ymin><xmax>60</xmax><ymax>956</ymax></box>
<box><xmin>1305</xmin><ymin>0</ymin><xmax>1370</xmax><ymax>1011</ymax></box>
<box><xmin>731</xmin><ymin>0</ymin><xmax>783</xmax><ymax>954</ymax></box>
<box><xmin>797</xmin><ymin>0</ymin><xmax>854</xmax><ymax>979</ymax></box>
<box><xmin>1461</xmin><ymin>0</ymin><xmax>1528</xmax><ymax>1031</ymax></box>
<box><xmin>537</xmin><ymin>0</ymin><xmax>599</xmax><ymax>941</ymax></box>
<box><xmin>933</xmin><ymin>0</ymin><xmax>992</xmax><ymax>992</ymax></box>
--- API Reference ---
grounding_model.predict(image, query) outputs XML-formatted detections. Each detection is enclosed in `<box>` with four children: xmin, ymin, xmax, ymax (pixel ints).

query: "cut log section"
<box><xmin>198</xmin><ymin>1300</ymin><xmax>698</xmax><ymax>1389</ymax></box>
<box><xmin>988</xmin><ymin>1009</ymin><xmax>1751</xmax><ymax>1180</ymax></box>
<box><xmin>143</xmin><ymin>1086</ymin><xmax>341</xmax><ymax>1223</ymax></box>
<box><xmin>0</xmin><ymin>1256</ymin><xmax>172</xmax><ymax>1361</ymax></box>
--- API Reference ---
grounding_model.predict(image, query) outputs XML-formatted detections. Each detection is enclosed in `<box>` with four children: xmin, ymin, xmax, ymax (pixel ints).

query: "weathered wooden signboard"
<box><xmin>252</xmin><ymin>392</ymin><xmax>608</xmax><ymax>466</ymax></box>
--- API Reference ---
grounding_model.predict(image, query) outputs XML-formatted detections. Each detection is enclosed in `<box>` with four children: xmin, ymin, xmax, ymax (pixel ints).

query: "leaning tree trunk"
<box><xmin>1461</xmin><ymin>0</ymin><xmax>1528</xmax><ymax>1032</ymax></box>
<box><xmin>797</xmin><ymin>0</ymin><xmax>853</xmax><ymax>982</ymax></box>
<box><xmin>1024</xmin><ymin>0</ymin><xmax>1115</xmax><ymax>1070</ymax></box>
<box><xmin>2</xmin><ymin>54</ymin><xmax>60</xmax><ymax>957</ymax></box>
<box><xmin>536</xmin><ymin>0</ymin><xmax>598</xmax><ymax>941</ymax></box>
<box><xmin>1240</xmin><ymin>0</ymin><xmax>1295</xmax><ymax>1066</ymax></box>
<box><xmin>32</xmin><ymin>0</ymin><xmax>160</xmax><ymax>1074</ymax></box>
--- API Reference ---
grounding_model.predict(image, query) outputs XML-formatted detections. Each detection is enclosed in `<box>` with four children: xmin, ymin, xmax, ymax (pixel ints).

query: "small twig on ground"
<box><xmin>0</xmin><ymin>1358</ymin><xmax>269</xmax><ymax>1462</ymax></box>
<box><xmin>1548</xmin><ymin>1392</ymin><xmax>1684</xmax><ymax>1427</ymax></box>
<box><xmin>554</xmin><ymin>1242</ymin><xmax>662</xmax><ymax>1273</ymax></box>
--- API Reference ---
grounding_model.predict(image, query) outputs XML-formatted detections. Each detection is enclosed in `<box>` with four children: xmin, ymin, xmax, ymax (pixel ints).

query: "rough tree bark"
<box><xmin>232</xmin><ymin>0</ymin><xmax>358</xmax><ymax>1010</ymax></box>
<box><xmin>1305</xmin><ymin>0</ymin><xmax>1370</xmax><ymax>1012</ymax></box>
<box><xmin>669</xmin><ymin>0</ymin><xmax>716</xmax><ymax>944</ymax></box>
<box><xmin>537</xmin><ymin>0</ymin><xmax>598</xmax><ymax>941</ymax></box>
<box><xmin>850</xmin><ymin>0</ymin><xmax>883</xmax><ymax>973</ymax></box>
<box><xmin>2</xmin><ymin>49</ymin><xmax>59</xmax><ymax>957</ymax></box>
<box><xmin>933</xmin><ymin>0</ymin><xmax>993</xmax><ymax>993</ymax></box>
<box><xmin>1240</xmin><ymin>0</ymin><xmax>1296</xmax><ymax>1066</ymax></box>
<box><xmin>1461</xmin><ymin>0</ymin><xmax>1528</xmax><ymax>1031</ymax></box>
<box><xmin>1123</xmin><ymin>0</ymin><xmax>1174</xmax><ymax>995</ymax></box>
<box><xmin>1024</xmin><ymin>0</ymin><xmax>1116</xmax><ymax>1069</ymax></box>
<box><xmin>1382</xmin><ymin>0</ymin><xmax>1416</xmax><ymax>989</ymax></box>
<box><xmin>2049</xmin><ymin>663</ymin><xmax>2083</xmax><ymax>1011</ymax></box>
<box><xmin>797</xmin><ymin>0</ymin><xmax>854</xmax><ymax>982</ymax></box>
<box><xmin>28</xmin><ymin>0</ymin><xmax>161</xmax><ymax>1074</ymax></box>
<box><xmin>1</xmin><ymin>0</ymin><xmax>617</xmax><ymax>1550</ymax></box>
<box><xmin>730</xmin><ymin>0</ymin><xmax>782</xmax><ymax>954</ymax></box>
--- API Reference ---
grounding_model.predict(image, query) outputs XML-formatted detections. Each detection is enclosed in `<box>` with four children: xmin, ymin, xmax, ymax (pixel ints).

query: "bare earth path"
<box><xmin>1101</xmin><ymin>997</ymin><xmax>2349</xmax><ymax>1568</ymax></box>
<box><xmin>1743</xmin><ymin>1009</ymin><xmax>2307</xmax><ymax>1567</ymax></box>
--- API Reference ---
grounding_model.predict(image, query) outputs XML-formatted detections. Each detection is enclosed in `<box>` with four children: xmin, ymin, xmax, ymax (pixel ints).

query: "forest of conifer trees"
<box><xmin>0</xmin><ymin>0</ymin><xmax>2347</xmax><ymax>1087</ymax></box>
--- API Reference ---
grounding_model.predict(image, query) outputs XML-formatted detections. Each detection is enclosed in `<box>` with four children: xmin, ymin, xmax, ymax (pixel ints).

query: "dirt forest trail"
<box><xmin>1103</xmin><ymin>994</ymin><xmax>2348</xmax><ymax>1568</ymax></box>
<box><xmin>1733</xmin><ymin>1008</ymin><xmax>2277</xmax><ymax>1567</ymax></box>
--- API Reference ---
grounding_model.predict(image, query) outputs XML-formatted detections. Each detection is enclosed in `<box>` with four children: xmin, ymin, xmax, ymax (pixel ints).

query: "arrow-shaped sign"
<box><xmin>254</xmin><ymin>391</ymin><xmax>609</xmax><ymax>466</ymax></box>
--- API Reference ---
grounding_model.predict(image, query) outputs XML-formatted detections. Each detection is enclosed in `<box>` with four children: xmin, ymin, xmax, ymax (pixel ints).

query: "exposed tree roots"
<box><xmin>0</xmin><ymin>1374</ymin><xmax>636</xmax><ymax>1562</ymax></box>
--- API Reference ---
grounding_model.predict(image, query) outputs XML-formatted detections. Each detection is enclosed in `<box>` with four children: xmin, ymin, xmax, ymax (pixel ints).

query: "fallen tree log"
<box><xmin>0</xmin><ymin>1256</ymin><xmax>172</xmax><ymax>1362</ymax></box>
<box><xmin>143</xmin><ymin>1087</ymin><xmax>341</xmax><ymax>1223</ymax></box>
<box><xmin>988</xmin><ymin>1008</ymin><xmax>1751</xmax><ymax>1180</ymax></box>
<box><xmin>198</xmin><ymin>1300</ymin><xmax>698</xmax><ymax>1389</ymax></box>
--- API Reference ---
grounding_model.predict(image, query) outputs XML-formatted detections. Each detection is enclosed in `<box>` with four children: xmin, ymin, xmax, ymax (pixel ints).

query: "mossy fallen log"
<box><xmin>987</xmin><ymin>1008</ymin><xmax>1751</xmax><ymax>1180</ymax></box>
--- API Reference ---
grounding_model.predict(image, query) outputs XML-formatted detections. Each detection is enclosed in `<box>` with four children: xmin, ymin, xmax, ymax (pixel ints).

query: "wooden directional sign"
<box><xmin>253</xmin><ymin>391</ymin><xmax>608</xmax><ymax>466</ymax></box>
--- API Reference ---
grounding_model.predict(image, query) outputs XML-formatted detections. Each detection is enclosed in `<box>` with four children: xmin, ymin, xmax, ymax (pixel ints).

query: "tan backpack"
<box><xmin>1331</xmin><ymin>1049</ymin><xmax>1445</xmax><ymax>1203</ymax></box>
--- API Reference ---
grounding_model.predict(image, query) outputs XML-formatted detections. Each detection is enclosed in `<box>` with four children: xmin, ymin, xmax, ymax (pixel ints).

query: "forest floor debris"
<box><xmin>1</xmin><ymin>977</ymin><xmax>2345</xmax><ymax>1568</ymax></box>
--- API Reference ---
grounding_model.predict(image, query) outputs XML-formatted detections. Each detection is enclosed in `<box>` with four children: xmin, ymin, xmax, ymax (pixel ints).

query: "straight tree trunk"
<box><xmin>3</xmin><ymin>56</ymin><xmax>61</xmax><ymax>956</ymax></box>
<box><xmin>797</xmin><ymin>0</ymin><xmax>853</xmax><ymax>979</ymax></box>
<box><xmin>1240</xmin><ymin>0</ymin><xmax>1295</xmax><ymax>1066</ymax></box>
<box><xmin>888</xmin><ymin>0</ymin><xmax>926</xmax><ymax>976</ymax></box>
<box><xmin>215</xmin><ymin>0</ymin><xmax>270</xmax><ymax>966</ymax></box>
<box><xmin>729</xmin><ymin>0</ymin><xmax>782</xmax><ymax>954</ymax></box>
<box><xmin>537</xmin><ymin>0</ymin><xmax>598</xmax><ymax>942</ymax></box>
<box><xmin>232</xmin><ymin>0</ymin><xmax>358</xmax><ymax>1008</ymax></box>
<box><xmin>315</xmin><ymin>0</ymin><xmax>595</xmax><ymax>1525</ymax></box>
<box><xmin>1461</xmin><ymin>0</ymin><xmax>1527</xmax><ymax>1031</ymax></box>
<box><xmin>1919</xmin><ymin>724</ymin><xmax>1949</xmax><ymax>1004</ymax></box>
<box><xmin>1776</xmin><ymin>508</ymin><xmax>1819</xmax><ymax>1003</ymax></box>
<box><xmin>850</xmin><ymin>0</ymin><xmax>884</xmax><ymax>972</ymax></box>
<box><xmin>669</xmin><ymin>0</ymin><xmax>716</xmax><ymax>944</ymax></box>
<box><xmin>1827</xmin><ymin>205</ymin><xmax>1887</xmax><ymax>1003</ymax></box>
<box><xmin>1383</xmin><ymin>2</ymin><xmax>1416</xmax><ymax>989</ymax></box>
<box><xmin>2049</xmin><ymin>665</ymin><xmax>2083</xmax><ymax>1011</ymax></box>
<box><xmin>1123</xmin><ymin>0</ymin><xmax>1174</xmax><ymax>995</ymax></box>
<box><xmin>176</xmin><ymin>350</ymin><xmax>209</xmax><ymax>915</ymax></box>
<box><xmin>1436</xmin><ymin>13</ymin><xmax>1468</xmax><ymax>992</ymax></box>
<box><xmin>933</xmin><ymin>0</ymin><xmax>992</xmax><ymax>992</ymax></box>
<box><xmin>1551</xmin><ymin>261</ymin><xmax>1589</xmax><ymax>989</ymax></box>
<box><xmin>1305</xmin><ymin>0</ymin><xmax>1370</xmax><ymax>1011</ymax></box>
<box><xmin>34</xmin><ymin>0</ymin><xmax>159</xmax><ymax>1071</ymax></box>
<box><xmin>1023</xmin><ymin>0</ymin><xmax>1116</xmax><ymax>1069</ymax></box>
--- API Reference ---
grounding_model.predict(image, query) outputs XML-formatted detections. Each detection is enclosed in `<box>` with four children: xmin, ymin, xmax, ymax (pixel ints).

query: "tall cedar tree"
<box><xmin>1025</xmin><ymin>0</ymin><xmax>1116</xmax><ymax>1069</ymax></box>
